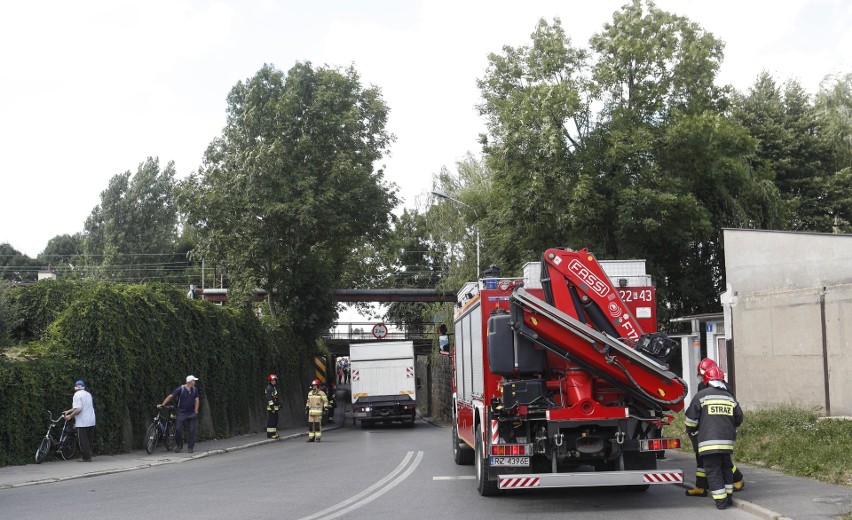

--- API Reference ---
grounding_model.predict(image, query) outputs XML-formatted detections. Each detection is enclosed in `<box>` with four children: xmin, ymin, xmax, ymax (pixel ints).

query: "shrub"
<box><xmin>0</xmin><ymin>281</ymin><xmax>315</xmax><ymax>466</ymax></box>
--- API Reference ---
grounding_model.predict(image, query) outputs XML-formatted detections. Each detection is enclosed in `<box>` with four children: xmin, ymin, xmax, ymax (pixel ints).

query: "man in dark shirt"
<box><xmin>160</xmin><ymin>375</ymin><xmax>200</xmax><ymax>453</ymax></box>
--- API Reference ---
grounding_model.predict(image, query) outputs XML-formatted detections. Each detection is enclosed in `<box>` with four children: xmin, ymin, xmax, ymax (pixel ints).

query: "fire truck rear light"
<box><xmin>639</xmin><ymin>438</ymin><xmax>680</xmax><ymax>452</ymax></box>
<box><xmin>490</xmin><ymin>444</ymin><xmax>530</xmax><ymax>456</ymax></box>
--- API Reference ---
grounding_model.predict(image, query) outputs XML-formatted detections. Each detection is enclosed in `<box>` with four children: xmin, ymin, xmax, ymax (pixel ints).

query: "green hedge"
<box><xmin>0</xmin><ymin>281</ymin><xmax>314</xmax><ymax>466</ymax></box>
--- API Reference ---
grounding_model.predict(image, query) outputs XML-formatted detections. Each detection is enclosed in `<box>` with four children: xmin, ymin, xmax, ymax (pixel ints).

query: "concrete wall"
<box><xmin>723</xmin><ymin>229</ymin><xmax>852</xmax><ymax>416</ymax></box>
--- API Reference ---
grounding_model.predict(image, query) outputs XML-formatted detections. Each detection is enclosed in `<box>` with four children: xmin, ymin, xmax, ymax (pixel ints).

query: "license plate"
<box><xmin>490</xmin><ymin>456</ymin><xmax>530</xmax><ymax>467</ymax></box>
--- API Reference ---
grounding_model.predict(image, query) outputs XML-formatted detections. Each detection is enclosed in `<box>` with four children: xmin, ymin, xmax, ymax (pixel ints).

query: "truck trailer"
<box><xmin>351</xmin><ymin>341</ymin><xmax>417</xmax><ymax>427</ymax></box>
<box><xmin>451</xmin><ymin>248</ymin><xmax>687</xmax><ymax>495</ymax></box>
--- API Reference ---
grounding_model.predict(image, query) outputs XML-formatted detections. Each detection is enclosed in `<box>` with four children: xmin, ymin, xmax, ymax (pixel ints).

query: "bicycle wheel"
<box><xmin>145</xmin><ymin>423</ymin><xmax>158</xmax><ymax>454</ymax></box>
<box><xmin>57</xmin><ymin>435</ymin><xmax>76</xmax><ymax>460</ymax></box>
<box><xmin>164</xmin><ymin>421</ymin><xmax>176</xmax><ymax>451</ymax></box>
<box><xmin>35</xmin><ymin>437</ymin><xmax>51</xmax><ymax>464</ymax></box>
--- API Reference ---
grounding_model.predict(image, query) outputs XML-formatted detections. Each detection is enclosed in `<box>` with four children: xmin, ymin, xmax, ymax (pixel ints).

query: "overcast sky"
<box><xmin>1</xmin><ymin>0</ymin><xmax>850</xmax><ymax>259</ymax></box>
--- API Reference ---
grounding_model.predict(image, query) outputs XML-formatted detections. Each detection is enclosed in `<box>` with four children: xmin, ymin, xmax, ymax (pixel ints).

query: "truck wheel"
<box><xmin>475</xmin><ymin>432</ymin><xmax>499</xmax><ymax>496</ymax></box>
<box><xmin>621</xmin><ymin>451</ymin><xmax>654</xmax><ymax>492</ymax></box>
<box><xmin>452</xmin><ymin>424</ymin><xmax>474</xmax><ymax>465</ymax></box>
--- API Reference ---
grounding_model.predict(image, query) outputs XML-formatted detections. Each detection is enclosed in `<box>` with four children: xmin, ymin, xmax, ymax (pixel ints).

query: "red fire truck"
<box><xmin>451</xmin><ymin>248</ymin><xmax>687</xmax><ymax>495</ymax></box>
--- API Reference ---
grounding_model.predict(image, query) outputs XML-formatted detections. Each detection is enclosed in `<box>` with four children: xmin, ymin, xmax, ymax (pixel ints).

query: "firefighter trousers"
<box><xmin>704</xmin><ymin>453</ymin><xmax>734</xmax><ymax>502</ymax></box>
<box><xmin>308</xmin><ymin>414</ymin><xmax>322</xmax><ymax>440</ymax></box>
<box><xmin>692</xmin><ymin>438</ymin><xmax>743</xmax><ymax>488</ymax></box>
<box><xmin>266</xmin><ymin>410</ymin><xmax>279</xmax><ymax>438</ymax></box>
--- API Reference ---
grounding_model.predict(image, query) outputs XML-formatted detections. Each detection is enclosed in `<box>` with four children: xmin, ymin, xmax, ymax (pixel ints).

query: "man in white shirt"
<box><xmin>64</xmin><ymin>380</ymin><xmax>96</xmax><ymax>462</ymax></box>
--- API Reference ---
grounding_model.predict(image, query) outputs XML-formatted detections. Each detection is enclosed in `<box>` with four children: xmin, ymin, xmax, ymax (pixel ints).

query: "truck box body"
<box><xmin>350</xmin><ymin>341</ymin><xmax>416</xmax><ymax>425</ymax></box>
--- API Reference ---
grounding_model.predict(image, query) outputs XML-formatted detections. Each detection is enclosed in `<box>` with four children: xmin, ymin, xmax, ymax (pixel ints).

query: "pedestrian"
<box><xmin>160</xmin><ymin>375</ymin><xmax>200</xmax><ymax>453</ymax></box>
<box><xmin>685</xmin><ymin>364</ymin><xmax>744</xmax><ymax>510</ymax></box>
<box><xmin>685</xmin><ymin>358</ymin><xmax>746</xmax><ymax>497</ymax></box>
<box><xmin>266</xmin><ymin>373</ymin><xmax>281</xmax><ymax>439</ymax></box>
<box><xmin>64</xmin><ymin>380</ymin><xmax>96</xmax><ymax>462</ymax></box>
<box><xmin>305</xmin><ymin>379</ymin><xmax>328</xmax><ymax>442</ymax></box>
<box><xmin>344</xmin><ymin>366</ymin><xmax>350</xmax><ymax>384</ymax></box>
<box><xmin>337</xmin><ymin>366</ymin><xmax>344</xmax><ymax>385</ymax></box>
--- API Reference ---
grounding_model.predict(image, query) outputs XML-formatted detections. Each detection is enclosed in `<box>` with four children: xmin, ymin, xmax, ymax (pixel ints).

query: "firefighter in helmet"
<box><xmin>305</xmin><ymin>379</ymin><xmax>328</xmax><ymax>442</ymax></box>
<box><xmin>685</xmin><ymin>363</ymin><xmax>744</xmax><ymax>510</ymax></box>
<box><xmin>685</xmin><ymin>358</ymin><xmax>746</xmax><ymax>497</ymax></box>
<box><xmin>266</xmin><ymin>374</ymin><xmax>281</xmax><ymax>439</ymax></box>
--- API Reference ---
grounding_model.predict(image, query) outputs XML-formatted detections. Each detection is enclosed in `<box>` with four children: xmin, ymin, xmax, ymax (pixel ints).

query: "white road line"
<box><xmin>297</xmin><ymin>451</ymin><xmax>423</xmax><ymax>520</ymax></box>
<box><xmin>432</xmin><ymin>476</ymin><xmax>476</xmax><ymax>480</ymax></box>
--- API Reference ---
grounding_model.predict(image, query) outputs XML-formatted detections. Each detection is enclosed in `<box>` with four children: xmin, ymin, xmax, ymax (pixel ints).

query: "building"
<box><xmin>721</xmin><ymin>229</ymin><xmax>852</xmax><ymax>416</ymax></box>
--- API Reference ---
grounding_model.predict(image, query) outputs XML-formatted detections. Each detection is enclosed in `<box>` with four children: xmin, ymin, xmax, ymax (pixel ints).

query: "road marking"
<box><xmin>297</xmin><ymin>450</ymin><xmax>423</xmax><ymax>520</ymax></box>
<box><xmin>432</xmin><ymin>476</ymin><xmax>476</xmax><ymax>480</ymax></box>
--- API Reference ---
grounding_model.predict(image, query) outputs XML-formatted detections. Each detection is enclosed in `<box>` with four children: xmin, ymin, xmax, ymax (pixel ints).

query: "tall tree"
<box><xmin>474</xmin><ymin>2</ymin><xmax>781</xmax><ymax>322</ymax></box>
<box><xmin>477</xmin><ymin>18</ymin><xmax>588</xmax><ymax>270</ymax></box>
<box><xmin>83</xmin><ymin>157</ymin><xmax>179</xmax><ymax>281</ymax></box>
<box><xmin>815</xmin><ymin>73</ymin><xmax>852</xmax><ymax>232</ymax></box>
<box><xmin>179</xmin><ymin>63</ymin><xmax>397</xmax><ymax>338</ymax></box>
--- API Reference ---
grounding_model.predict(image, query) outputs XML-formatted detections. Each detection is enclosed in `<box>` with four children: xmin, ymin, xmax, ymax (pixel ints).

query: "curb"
<box><xmin>2</xmin><ymin>416</ymin><xmax>346</xmax><ymax>490</ymax></box>
<box><xmin>679</xmin><ymin>480</ymin><xmax>790</xmax><ymax>520</ymax></box>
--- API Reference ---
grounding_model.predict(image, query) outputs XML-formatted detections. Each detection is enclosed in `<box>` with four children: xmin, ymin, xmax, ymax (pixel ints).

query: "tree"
<box><xmin>0</xmin><ymin>243</ymin><xmax>39</xmax><ymax>283</ymax></box>
<box><xmin>815</xmin><ymin>73</ymin><xmax>852</xmax><ymax>232</ymax></box>
<box><xmin>473</xmin><ymin>2</ymin><xmax>782</xmax><ymax>322</ymax></box>
<box><xmin>383</xmin><ymin>210</ymin><xmax>446</xmax><ymax>335</ymax></box>
<box><xmin>179</xmin><ymin>63</ymin><xmax>397</xmax><ymax>338</ymax></box>
<box><xmin>477</xmin><ymin>18</ymin><xmax>588</xmax><ymax>270</ymax></box>
<box><xmin>39</xmin><ymin>233</ymin><xmax>84</xmax><ymax>277</ymax></box>
<box><xmin>83</xmin><ymin>157</ymin><xmax>179</xmax><ymax>282</ymax></box>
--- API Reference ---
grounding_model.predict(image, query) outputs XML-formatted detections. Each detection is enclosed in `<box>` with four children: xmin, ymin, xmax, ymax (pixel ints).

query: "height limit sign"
<box><xmin>372</xmin><ymin>322</ymin><xmax>388</xmax><ymax>339</ymax></box>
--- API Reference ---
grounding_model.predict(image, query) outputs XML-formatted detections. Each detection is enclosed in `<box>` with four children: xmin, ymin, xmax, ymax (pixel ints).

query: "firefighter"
<box><xmin>266</xmin><ymin>374</ymin><xmax>281</xmax><ymax>439</ymax></box>
<box><xmin>686</xmin><ymin>358</ymin><xmax>746</xmax><ymax>497</ymax></box>
<box><xmin>305</xmin><ymin>379</ymin><xmax>328</xmax><ymax>442</ymax></box>
<box><xmin>323</xmin><ymin>382</ymin><xmax>336</xmax><ymax>423</ymax></box>
<box><xmin>685</xmin><ymin>364</ymin><xmax>744</xmax><ymax>510</ymax></box>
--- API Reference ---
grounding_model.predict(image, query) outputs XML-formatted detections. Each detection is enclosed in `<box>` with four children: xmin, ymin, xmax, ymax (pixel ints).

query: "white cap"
<box><xmin>186</xmin><ymin>375</ymin><xmax>199</xmax><ymax>383</ymax></box>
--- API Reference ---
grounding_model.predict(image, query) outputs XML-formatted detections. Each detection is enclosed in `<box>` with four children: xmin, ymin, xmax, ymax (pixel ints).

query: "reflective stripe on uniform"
<box><xmin>698</xmin><ymin>444</ymin><xmax>735</xmax><ymax>454</ymax></box>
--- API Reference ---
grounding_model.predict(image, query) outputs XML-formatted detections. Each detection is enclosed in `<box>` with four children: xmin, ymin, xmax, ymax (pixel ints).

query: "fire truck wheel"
<box><xmin>475</xmin><ymin>433</ymin><xmax>499</xmax><ymax>496</ymax></box>
<box><xmin>452</xmin><ymin>424</ymin><xmax>474</xmax><ymax>465</ymax></box>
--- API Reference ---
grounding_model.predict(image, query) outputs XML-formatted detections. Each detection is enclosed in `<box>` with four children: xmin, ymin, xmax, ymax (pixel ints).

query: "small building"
<box><xmin>37</xmin><ymin>268</ymin><xmax>57</xmax><ymax>281</ymax></box>
<box><xmin>722</xmin><ymin>229</ymin><xmax>852</xmax><ymax>416</ymax></box>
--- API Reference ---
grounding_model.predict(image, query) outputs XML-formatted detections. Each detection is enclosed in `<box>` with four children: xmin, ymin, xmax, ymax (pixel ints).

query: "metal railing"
<box><xmin>323</xmin><ymin>322</ymin><xmax>440</xmax><ymax>342</ymax></box>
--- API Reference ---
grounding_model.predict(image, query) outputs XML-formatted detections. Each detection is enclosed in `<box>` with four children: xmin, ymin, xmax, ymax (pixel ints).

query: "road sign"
<box><xmin>372</xmin><ymin>322</ymin><xmax>388</xmax><ymax>339</ymax></box>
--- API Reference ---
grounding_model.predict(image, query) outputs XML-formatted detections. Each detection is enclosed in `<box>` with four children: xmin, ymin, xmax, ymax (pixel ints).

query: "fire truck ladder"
<box><xmin>510</xmin><ymin>287</ymin><xmax>687</xmax><ymax>411</ymax></box>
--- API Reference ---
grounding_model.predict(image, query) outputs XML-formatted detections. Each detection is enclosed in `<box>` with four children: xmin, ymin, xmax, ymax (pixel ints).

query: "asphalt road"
<box><xmin>1</xmin><ymin>419</ymin><xmax>756</xmax><ymax>520</ymax></box>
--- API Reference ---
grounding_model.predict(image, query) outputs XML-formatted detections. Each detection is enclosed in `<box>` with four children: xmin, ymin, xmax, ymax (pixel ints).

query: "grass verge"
<box><xmin>666</xmin><ymin>406</ymin><xmax>852</xmax><ymax>487</ymax></box>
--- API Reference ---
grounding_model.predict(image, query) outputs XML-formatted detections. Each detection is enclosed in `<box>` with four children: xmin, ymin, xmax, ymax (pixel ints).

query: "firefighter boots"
<box><xmin>715</xmin><ymin>498</ymin><xmax>729</xmax><ymax>510</ymax></box>
<box><xmin>685</xmin><ymin>487</ymin><xmax>707</xmax><ymax>497</ymax></box>
<box><xmin>306</xmin><ymin>438</ymin><xmax>314</xmax><ymax>442</ymax></box>
<box><xmin>733</xmin><ymin>480</ymin><xmax>745</xmax><ymax>492</ymax></box>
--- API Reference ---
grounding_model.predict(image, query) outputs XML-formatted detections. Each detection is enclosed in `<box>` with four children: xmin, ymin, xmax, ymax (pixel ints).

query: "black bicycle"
<box><xmin>35</xmin><ymin>410</ymin><xmax>76</xmax><ymax>464</ymax></box>
<box><xmin>145</xmin><ymin>405</ymin><xmax>176</xmax><ymax>454</ymax></box>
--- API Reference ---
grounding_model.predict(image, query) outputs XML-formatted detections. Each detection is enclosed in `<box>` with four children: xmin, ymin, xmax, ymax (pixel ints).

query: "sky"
<box><xmin>1</xmin><ymin>0</ymin><xmax>850</xmax><ymax>260</ymax></box>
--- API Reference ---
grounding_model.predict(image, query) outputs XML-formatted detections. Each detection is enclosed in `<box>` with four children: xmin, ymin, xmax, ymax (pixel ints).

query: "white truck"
<box><xmin>350</xmin><ymin>341</ymin><xmax>417</xmax><ymax>427</ymax></box>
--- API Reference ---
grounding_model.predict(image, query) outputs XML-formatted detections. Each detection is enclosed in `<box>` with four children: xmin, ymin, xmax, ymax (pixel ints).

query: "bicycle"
<box><xmin>145</xmin><ymin>405</ymin><xmax>176</xmax><ymax>454</ymax></box>
<box><xmin>35</xmin><ymin>410</ymin><xmax>77</xmax><ymax>464</ymax></box>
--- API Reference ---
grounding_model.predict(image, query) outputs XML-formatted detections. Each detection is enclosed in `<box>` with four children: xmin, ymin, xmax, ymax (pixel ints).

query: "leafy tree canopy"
<box><xmin>179</xmin><ymin>62</ymin><xmax>397</xmax><ymax>338</ymax></box>
<box><xmin>83</xmin><ymin>157</ymin><xmax>180</xmax><ymax>281</ymax></box>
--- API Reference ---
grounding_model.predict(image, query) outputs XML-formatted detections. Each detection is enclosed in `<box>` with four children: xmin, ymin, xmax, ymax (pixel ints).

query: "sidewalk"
<box><xmin>667</xmin><ymin>450</ymin><xmax>852</xmax><ymax>520</ymax></box>
<box><xmin>2</xmin><ymin>415</ymin><xmax>850</xmax><ymax>520</ymax></box>
<box><xmin>0</xmin><ymin>406</ymin><xmax>345</xmax><ymax>490</ymax></box>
